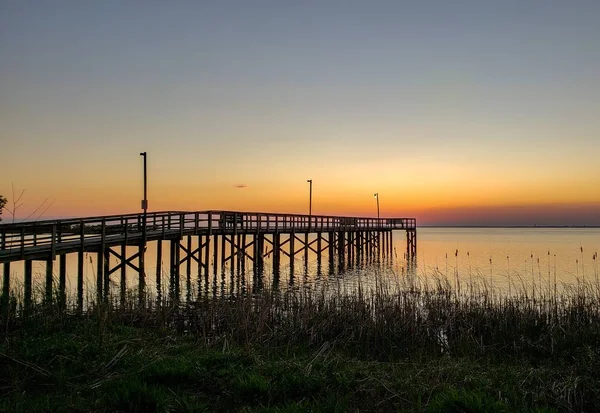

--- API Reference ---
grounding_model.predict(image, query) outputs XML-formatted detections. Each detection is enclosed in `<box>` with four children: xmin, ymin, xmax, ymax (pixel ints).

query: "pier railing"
<box><xmin>0</xmin><ymin>211</ymin><xmax>416</xmax><ymax>262</ymax></box>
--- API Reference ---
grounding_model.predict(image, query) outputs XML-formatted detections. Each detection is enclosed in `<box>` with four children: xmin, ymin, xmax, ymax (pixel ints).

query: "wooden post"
<box><xmin>51</xmin><ymin>224</ymin><xmax>57</xmax><ymax>260</ymax></box>
<box><xmin>186</xmin><ymin>235</ymin><xmax>192</xmax><ymax>301</ymax></box>
<box><xmin>173</xmin><ymin>240</ymin><xmax>180</xmax><ymax>301</ymax></box>
<box><xmin>236</xmin><ymin>234</ymin><xmax>242</xmax><ymax>276</ymax></box>
<box><xmin>197</xmin><ymin>235</ymin><xmax>203</xmax><ymax>296</ymax></box>
<box><xmin>337</xmin><ymin>231</ymin><xmax>345</xmax><ymax>269</ymax></box>
<box><xmin>213</xmin><ymin>234</ymin><xmax>218</xmax><ymax>281</ymax></box>
<box><xmin>257</xmin><ymin>234</ymin><xmax>264</xmax><ymax>276</ymax></box>
<box><xmin>156</xmin><ymin>240</ymin><xmax>162</xmax><ymax>305</ymax></box>
<box><xmin>273</xmin><ymin>233</ymin><xmax>280</xmax><ymax>276</ymax></box>
<box><xmin>229</xmin><ymin>236</ymin><xmax>235</xmax><ymax>286</ymax></box>
<box><xmin>103</xmin><ymin>249</ymin><xmax>110</xmax><ymax>303</ymax></box>
<box><xmin>77</xmin><ymin>253</ymin><xmax>85</xmax><ymax>313</ymax></box>
<box><xmin>316</xmin><ymin>232</ymin><xmax>322</xmax><ymax>269</ymax></box>
<box><xmin>59</xmin><ymin>254</ymin><xmax>66</xmax><ymax>308</ymax></box>
<box><xmin>328</xmin><ymin>232</ymin><xmax>335</xmax><ymax>270</ymax></box>
<box><xmin>120</xmin><ymin>244</ymin><xmax>127</xmax><ymax>308</ymax></box>
<box><xmin>138</xmin><ymin>243</ymin><xmax>146</xmax><ymax>305</ymax></box>
<box><xmin>96</xmin><ymin>251</ymin><xmax>103</xmax><ymax>304</ymax></box>
<box><xmin>24</xmin><ymin>259</ymin><xmax>32</xmax><ymax>313</ymax></box>
<box><xmin>206</xmin><ymin>213</ymin><xmax>213</xmax><ymax>289</ymax></box>
<box><xmin>354</xmin><ymin>232</ymin><xmax>360</xmax><ymax>265</ymax></box>
<box><xmin>303</xmin><ymin>233</ymin><xmax>308</xmax><ymax>269</ymax></box>
<box><xmin>169</xmin><ymin>240</ymin><xmax>175</xmax><ymax>300</ymax></box>
<box><xmin>2</xmin><ymin>262</ymin><xmax>10</xmax><ymax>317</ymax></box>
<box><xmin>406</xmin><ymin>229</ymin><xmax>417</xmax><ymax>261</ymax></box>
<box><xmin>96</xmin><ymin>220</ymin><xmax>106</xmax><ymax>303</ymax></box>
<box><xmin>240</xmin><ymin>233</ymin><xmax>247</xmax><ymax>277</ymax></box>
<box><xmin>77</xmin><ymin>221</ymin><xmax>84</xmax><ymax>313</ymax></box>
<box><xmin>347</xmin><ymin>231</ymin><xmax>354</xmax><ymax>267</ymax></box>
<box><xmin>289</xmin><ymin>233</ymin><xmax>295</xmax><ymax>276</ymax></box>
<box><xmin>204</xmin><ymin>234</ymin><xmax>210</xmax><ymax>288</ymax></box>
<box><xmin>232</xmin><ymin>216</ymin><xmax>238</xmax><ymax>284</ymax></box>
<box><xmin>220</xmin><ymin>233</ymin><xmax>226</xmax><ymax>269</ymax></box>
<box><xmin>45</xmin><ymin>258</ymin><xmax>53</xmax><ymax>304</ymax></box>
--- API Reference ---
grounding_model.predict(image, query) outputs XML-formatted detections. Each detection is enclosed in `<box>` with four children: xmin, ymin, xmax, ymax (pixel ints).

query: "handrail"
<box><xmin>0</xmin><ymin>209</ymin><xmax>414</xmax><ymax>229</ymax></box>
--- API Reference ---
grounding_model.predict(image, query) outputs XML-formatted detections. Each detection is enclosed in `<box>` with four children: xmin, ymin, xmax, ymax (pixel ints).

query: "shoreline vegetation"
<box><xmin>1</xmin><ymin>272</ymin><xmax>600</xmax><ymax>412</ymax></box>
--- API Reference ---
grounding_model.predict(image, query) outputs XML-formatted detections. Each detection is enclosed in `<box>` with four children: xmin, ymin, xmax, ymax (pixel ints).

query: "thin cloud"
<box><xmin>234</xmin><ymin>184</ymin><xmax>247</xmax><ymax>189</ymax></box>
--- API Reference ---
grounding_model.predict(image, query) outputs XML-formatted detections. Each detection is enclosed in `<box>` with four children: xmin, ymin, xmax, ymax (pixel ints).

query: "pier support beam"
<box><xmin>213</xmin><ymin>234</ymin><xmax>218</xmax><ymax>285</ymax></box>
<box><xmin>186</xmin><ymin>235</ymin><xmax>192</xmax><ymax>302</ymax></box>
<box><xmin>337</xmin><ymin>231</ymin><xmax>345</xmax><ymax>270</ymax></box>
<box><xmin>273</xmin><ymin>233</ymin><xmax>281</xmax><ymax>283</ymax></box>
<box><xmin>103</xmin><ymin>249</ymin><xmax>110</xmax><ymax>303</ymax></box>
<box><xmin>316</xmin><ymin>233</ymin><xmax>322</xmax><ymax>269</ymax></box>
<box><xmin>45</xmin><ymin>258</ymin><xmax>53</xmax><ymax>304</ymax></box>
<box><xmin>328</xmin><ymin>232</ymin><xmax>335</xmax><ymax>270</ymax></box>
<box><xmin>204</xmin><ymin>234</ymin><xmax>211</xmax><ymax>292</ymax></box>
<box><xmin>406</xmin><ymin>229</ymin><xmax>417</xmax><ymax>261</ymax></box>
<box><xmin>303</xmin><ymin>233</ymin><xmax>309</xmax><ymax>269</ymax></box>
<box><xmin>58</xmin><ymin>254</ymin><xmax>66</xmax><ymax>308</ymax></box>
<box><xmin>2</xmin><ymin>262</ymin><xmax>10</xmax><ymax>317</ymax></box>
<box><xmin>256</xmin><ymin>234</ymin><xmax>265</xmax><ymax>276</ymax></box>
<box><xmin>24</xmin><ymin>259</ymin><xmax>32</xmax><ymax>313</ymax></box>
<box><xmin>138</xmin><ymin>244</ymin><xmax>146</xmax><ymax>305</ymax></box>
<box><xmin>289</xmin><ymin>233</ymin><xmax>295</xmax><ymax>276</ymax></box>
<box><xmin>156</xmin><ymin>240</ymin><xmax>162</xmax><ymax>305</ymax></box>
<box><xmin>96</xmin><ymin>251</ymin><xmax>103</xmax><ymax>303</ymax></box>
<box><xmin>170</xmin><ymin>239</ymin><xmax>180</xmax><ymax>301</ymax></box>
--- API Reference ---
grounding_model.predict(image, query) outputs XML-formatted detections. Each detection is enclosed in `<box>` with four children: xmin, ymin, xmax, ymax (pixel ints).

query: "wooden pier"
<box><xmin>0</xmin><ymin>210</ymin><xmax>416</xmax><ymax>311</ymax></box>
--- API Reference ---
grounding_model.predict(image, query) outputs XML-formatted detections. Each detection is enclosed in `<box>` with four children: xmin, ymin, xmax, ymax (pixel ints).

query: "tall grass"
<box><xmin>3</xmin><ymin>266</ymin><xmax>600</xmax><ymax>364</ymax></box>
<box><xmin>3</xmin><ymin>266</ymin><xmax>600</xmax><ymax>411</ymax></box>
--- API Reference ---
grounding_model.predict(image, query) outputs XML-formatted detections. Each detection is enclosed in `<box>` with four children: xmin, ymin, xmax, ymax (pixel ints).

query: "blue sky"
<box><xmin>1</xmin><ymin>1</ymin><xmax>599</xmax><ymax>224</ymax></box>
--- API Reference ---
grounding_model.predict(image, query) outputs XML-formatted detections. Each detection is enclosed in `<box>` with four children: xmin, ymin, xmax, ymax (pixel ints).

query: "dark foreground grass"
<box><xmin>0</xmin><ymin>314</ymin><xmax>600</xmax><ymax>412</ymax></box>
<box><xmin>0</xmin><ymin>311</ymin><xmax>595</xmax><ymax>412</ymax></box>
<box><xmin>2</xmin><ymin>277</ymin><xmax>600</xmax><ymax>412</ymax></box>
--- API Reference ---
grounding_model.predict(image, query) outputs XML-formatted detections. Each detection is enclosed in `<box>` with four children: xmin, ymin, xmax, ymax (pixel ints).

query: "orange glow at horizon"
<box><xmin>12</xmin><ymin>174</ymin><xmax>599</xmax><ymax>227</ymax></box>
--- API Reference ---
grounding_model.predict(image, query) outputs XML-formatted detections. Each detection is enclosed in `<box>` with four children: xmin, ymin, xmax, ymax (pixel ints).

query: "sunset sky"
<box><xmin>1</xmin><ymin>1</ymin><xmax>599</xmax><ymax>226</ymax></box>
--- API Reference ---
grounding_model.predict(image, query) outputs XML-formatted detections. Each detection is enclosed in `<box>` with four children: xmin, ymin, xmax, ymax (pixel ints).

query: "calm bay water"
<box><xmin>2</xmin><ymin>227</ymin><xmax>599</xmax><ymax>300</ymax></box>
<box><xmin>413</xmin><ymin>227</ymin><xmax>599</xmax><ymax>292</ymax></box>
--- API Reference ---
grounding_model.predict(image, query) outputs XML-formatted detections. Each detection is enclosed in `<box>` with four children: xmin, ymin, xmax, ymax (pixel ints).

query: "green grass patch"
<box><xmin>1</xmin><ymin>316</ymin><xmax>593</xmax><ymax>412</ymax></box>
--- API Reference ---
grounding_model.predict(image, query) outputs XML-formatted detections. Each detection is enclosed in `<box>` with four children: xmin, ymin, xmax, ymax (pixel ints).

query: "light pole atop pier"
<box><xmin>374</xmin><ymin>193</ymin><xmax>380</xmax><ymax>220</ymax></box>
<box><xmin>140</xmin><ymin>152</ymin><xmax>148</xmax><ymax>242</ymax></box>
<box><xmin>307</xmin><ymin>179</ymin><xmax>312</xmax><ymax>229</ymax></box>
<box><xmin>139</xmin><ymin>151</ymin><xmax>148</xmax><ymax>304</ymax></box>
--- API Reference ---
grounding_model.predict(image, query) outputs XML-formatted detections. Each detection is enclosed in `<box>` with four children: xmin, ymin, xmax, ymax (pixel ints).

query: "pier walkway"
<box><xmin>0</xmin><ymin>210</ymin><xmax>416</xmax><ymax>310</ymax></box>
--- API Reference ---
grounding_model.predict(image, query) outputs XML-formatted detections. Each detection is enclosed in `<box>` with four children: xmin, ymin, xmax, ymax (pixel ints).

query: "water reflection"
<box><xmin>2</xmin><ymin>228</ymin><xmax>599</xmax><ymax>306</ymax></box>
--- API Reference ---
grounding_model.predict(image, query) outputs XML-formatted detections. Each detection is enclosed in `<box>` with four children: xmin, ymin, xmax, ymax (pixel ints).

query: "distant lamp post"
<box><xmin>374</xmin><ymin>193</ymin><xmax>380</xmax><ymax>220</ymax></box>
<box><xmin>139</xmin><ymin>151</ymin><xmax>148</xmax><ymax>304</ymax></box>
<box><xmin>140</xmin><ymin>152</ymin><xmax>148</xmax><ymax>240</ymax></box>
<box><xmin>307</xmin><ymin>179</ymin><xmax>313</xmax><ymax>229</ymax></box>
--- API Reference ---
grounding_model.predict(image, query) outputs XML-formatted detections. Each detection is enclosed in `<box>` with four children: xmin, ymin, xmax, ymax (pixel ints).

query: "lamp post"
<box><xmin>139</xmin><ymin>151</ymin><xmax>148</xmax><ymax>304</ymax></box>
<box><xmin>374</xmin><ymin>193</ymin><xmax>380</xmax><ymax>220</ymax></box>
<box><xmin>307</xmin><ymin>179</ymin><xmax>312</xmax><ymax>229</ymax></box>
<box><xmin>140</xmin><ymin>152</ymin><xmax>148</xmax><ymax>241</ymax></box>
